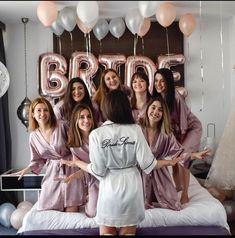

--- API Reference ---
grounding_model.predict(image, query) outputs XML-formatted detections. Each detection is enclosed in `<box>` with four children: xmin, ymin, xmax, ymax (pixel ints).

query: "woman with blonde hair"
<box><xmin>9</xmin><ymin>97</ymin><xmax>80</xmax><ymax>212</ymax></box>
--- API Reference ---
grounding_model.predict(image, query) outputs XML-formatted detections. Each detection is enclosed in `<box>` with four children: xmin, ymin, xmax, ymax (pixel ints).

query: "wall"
<box><xmin>3</xmin><ymin>15</ymin><xmax>234</xmax><ymax>169</ymax></box>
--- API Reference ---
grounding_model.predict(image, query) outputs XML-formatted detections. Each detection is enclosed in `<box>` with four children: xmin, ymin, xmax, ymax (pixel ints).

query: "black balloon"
<box><xmin>17</xmin><ymin>97</ymin><xmax>31</xmax><ymax>128</ymax></box>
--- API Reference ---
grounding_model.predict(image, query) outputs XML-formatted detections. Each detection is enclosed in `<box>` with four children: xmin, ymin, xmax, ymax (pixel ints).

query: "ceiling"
<box><xmin>0</xmin><ymin>1</ymin><xmax>234</xmax><ymax>24</ymax></box>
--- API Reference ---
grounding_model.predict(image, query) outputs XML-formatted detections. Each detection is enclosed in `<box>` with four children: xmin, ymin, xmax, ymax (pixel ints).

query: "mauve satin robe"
<box><xmin>171</xmin><ymin>90</ymin><xmax>202</xmax><ymax>153</ymax></box>
<box><xmin>28</xmin><ymin>121</ymin><xmax>82</xmax><ymax>211</ymax></box>
<box><xmin>141</xmin><ymin>128</ymin><xmax>191</xmax><ymax>210</ymax></box>
<box><xmin>53</xmin><ymin>100</ymin><xmax>102</xmax><ymax>126</ymax></box>
<box><xmin>70</xmin><ymin>145</ymin><xmax>99</xmax><ymax>218</ymax></box>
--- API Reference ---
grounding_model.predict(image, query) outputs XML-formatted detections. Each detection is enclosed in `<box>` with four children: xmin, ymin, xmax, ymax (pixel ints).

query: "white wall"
<box><xmin>4</xmin><ymin>22</ymin><xmax>53</xmax><ymax>168</ymax></box>
<box><xmin>3</xmin><ymin>15</ymin><xmax>235</xmax><ymax>169</ymax></box>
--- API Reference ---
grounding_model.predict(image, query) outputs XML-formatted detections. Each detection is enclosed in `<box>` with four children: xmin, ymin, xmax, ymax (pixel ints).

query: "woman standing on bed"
<box><xmin>139</xmin><ymin>97</ymin><xmax>210</xmax><ymax>210</ymax></box>
<box><xmin>92</xmin><ymin>68</ymin><xmax>132</xmax><ymax>122</ymax></box>
<box><xmin>130</xmin><ymin>71</ymin><xmax>152</xmax><ymax>123</ymax></box>
<box><xmin>61</xmin><ymin>89</ymin><xmax>182</xmax><ymax>235</ymax></box>
<box><xmin>59</xmin><ymin>103</ymin><xmax>99</xmax><ymax>218</ymax></box>
<box><xmin>152</xmin><ymin>68</ymin><xmax>203</xmax><ymax>204</ymax></box>
<box><xmin>9</xmin><ymin>97</ymin><xmax>81</xmax><ymax>212</ymax></box>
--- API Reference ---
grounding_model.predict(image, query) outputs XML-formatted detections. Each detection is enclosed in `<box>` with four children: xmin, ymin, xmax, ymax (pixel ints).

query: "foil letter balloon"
<box><xmin>125</xmin><ymin>56</ymin><xmax>157</xmax><ymax>94</ymax></box>
<box><xmin>38</xmin><ymin>53</ymin><xmax>68</xmax><ymax>99</ymax></box>
<box><xmin>98</xmin><ymin>54</ymin><xmax>126</xmax><ymax>71</ymax></box>
<box><xmin>69</xmin><ymin>52</ymin><xmax>98</xmax><ymax>96</ymax></box>
<box><xmin>158</xmin><ymin>54</ymin><xmax>185</xmax><ymax>82</ymax></box>
<box><xmin>17</xmin><ymin>96</ymin><xmax>31</xmax><ymax>128</ymax></box>
<box><xmin>175</xmin><ymin>86</ymin><xmax>188</xmax><ymax>98</ymax></box>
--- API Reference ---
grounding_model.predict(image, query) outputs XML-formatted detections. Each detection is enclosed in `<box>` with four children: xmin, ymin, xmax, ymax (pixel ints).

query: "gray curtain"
<box><xmin>0</xmin><ymin>21</ymin><xmax>17</xmax><ymax>205</ymax></box>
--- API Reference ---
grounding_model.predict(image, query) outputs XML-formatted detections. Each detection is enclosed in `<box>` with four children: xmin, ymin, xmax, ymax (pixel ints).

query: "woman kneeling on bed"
<box><xmin>60</xmin><ymin>89</ymin><xmax>184</xmax><ymax>236</ymax></box>
<box><xmin>56</xmin><ymin>103</ymin><xmax>99</xmax><ymax>218</ymax></box>
<box><xmin>139</xmin><ymin>97</ymin><xmax>210</xmax><ymax>210</ymax></box>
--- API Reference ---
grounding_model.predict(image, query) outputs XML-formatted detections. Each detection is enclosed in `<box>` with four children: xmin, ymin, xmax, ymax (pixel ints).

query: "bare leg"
<box><xmin>100</xmin><ymin>225</ymin><xmax>117</xmax><ymax>235</ymax></box>
<box><xmin>172</xmin><ymin>164</ymin><xmax>182</xmax><ymax>192</ymax></box>
<box><xmin>65</xmin><ymin>206</ymin><xmax>79</xmax><ymax>212</ymax></box>
<box><xmin>180</xmin><ymin>168</ymin><xmax>190</xmax><ymax>204</ymax></box>
<box><xmin>119</xmin><ymin>226</ymin><xmax>136</xmax><ymax>236</ymax></box>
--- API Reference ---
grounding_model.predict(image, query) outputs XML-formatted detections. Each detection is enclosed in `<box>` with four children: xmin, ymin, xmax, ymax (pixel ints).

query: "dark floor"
<box><xmin>0</xmin><ymin>222</ymin><xmax>235</xmax><ymax>236</ymax></box>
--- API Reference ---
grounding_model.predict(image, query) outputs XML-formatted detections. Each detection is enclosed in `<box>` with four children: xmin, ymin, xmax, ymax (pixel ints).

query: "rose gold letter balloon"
<box><xmin>125</xmin><ymin>56</ymin><xmax>157</xmax><ymax>94</ymax></box>
<box><xmin>38</xmin><ymin>53</ymin><xmax>68</xmax><ymax>98</ymax></box>
<box><xmin>98</xmin><ymin>54</ymin><xmax>126</xmax><ymax>71</ymax></box>
<box><xmin>69</xmin><ymin>52</ymin><xmax>98</xmax><ymax>96</ymax></box>
<box><xmin>158</xmin><ymin>54</ymin><xmax>185</xmax><ymax>82</ymax></box>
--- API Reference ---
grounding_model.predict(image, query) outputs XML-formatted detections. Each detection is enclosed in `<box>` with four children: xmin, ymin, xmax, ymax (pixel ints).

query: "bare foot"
<box><xmin>180</xmin><ymin>192</ymin><xmax>190</xmax><ymax>204</ymax></box>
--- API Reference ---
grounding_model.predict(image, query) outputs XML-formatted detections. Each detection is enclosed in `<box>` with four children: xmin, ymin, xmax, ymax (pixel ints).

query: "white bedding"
<box><xmin>18</xmin><ymin>174</ymin><xmax>230</xmax><ymax>233</ymax></box>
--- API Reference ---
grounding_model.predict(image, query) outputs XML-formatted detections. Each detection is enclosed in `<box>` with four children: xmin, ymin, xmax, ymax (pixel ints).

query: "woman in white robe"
<box><xmin>61</xmin><ymin>89</ymin><xmax>182</xmax><ymax>235</ymax></box>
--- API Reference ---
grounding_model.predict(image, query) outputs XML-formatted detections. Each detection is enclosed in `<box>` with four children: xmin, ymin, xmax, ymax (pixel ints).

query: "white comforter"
<box><xmin>18</xmin><ymin>174</ymin><xmax>230</xmax><ymax>233</ymax></box>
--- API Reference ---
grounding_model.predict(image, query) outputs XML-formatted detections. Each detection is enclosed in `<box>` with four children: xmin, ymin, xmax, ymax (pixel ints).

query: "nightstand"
<box><xmin>0</xmin><ymin>169</ymin><xmax>44</xmax><ymax>202</ymax></box>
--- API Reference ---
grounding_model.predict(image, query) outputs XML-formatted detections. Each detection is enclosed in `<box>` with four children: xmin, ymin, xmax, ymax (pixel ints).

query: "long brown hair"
<box><xmin>140</xmin><ymin>97</ymin><xmax>172</xmax><ymax>135</ymax></box>
<box><xmin>67</xmin><ymin>104</ymin><xmax>96</xmax><ymax>147</ymax></box>
<box><xmin>92</xmin><ymin>68</ymin><xmax>121</xmax><ymax>113</ymax></box>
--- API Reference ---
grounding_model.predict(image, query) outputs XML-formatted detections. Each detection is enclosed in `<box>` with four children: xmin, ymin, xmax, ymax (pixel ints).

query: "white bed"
<box><xmin>18</xmin><ymin>173</ymin><xmax>230</xmax><ymax>235</ymax></box>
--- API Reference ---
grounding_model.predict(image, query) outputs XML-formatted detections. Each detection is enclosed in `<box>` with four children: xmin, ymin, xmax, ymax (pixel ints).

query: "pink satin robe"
<box><xmin>141</xmin><ymin>128</ymin><xmax>191</xmax><ymax>210</ymax></box>
<box><xmin>70</xmin><ymin>144</ymin><xmax>99</xmax><ymax>218</ymax></box>
<box><xmin>29</xmin><ymin>121</ymin><xmax>82</xmax><ymax>211</ymax></box>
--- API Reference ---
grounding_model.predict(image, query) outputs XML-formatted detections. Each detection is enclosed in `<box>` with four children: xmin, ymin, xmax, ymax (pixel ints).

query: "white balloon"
<box><xmin>93</xmin><ymin>19</ymin><xmax>109</xmax><ymax>41</ymax></box>
<box><xmin>109</xmin><ymin>18</ymin><xmax>126</xmax><ymax>39</ymax></box>
<box><xmin>17</xmin><ymin>201</ymin><xmax>33</xmax><ymax>211</ymax></box>
<box><xmin>0</xmin><ymin>203</ymin><xmax>16</xmax><ymax>228</ymax></box>
<box><xmin>125</xmin><ymin>8</ymin><xmax>144</xmax><ymax>35</ymax></box>
<box><xmin>58</xmin><ymin>7</ymin><xmax>77</xmax><ymax>32</ymax></box>
<box><xmin>10</xmin><ymin>208</ymin><xmax>28</xmax><ymax>230</ymax></box>
<box><xmin>138</xmin><ymin>1</ymin><xmax>160</xmax><ymax>18</ymax></box>
<box><xmin>50</xmin><ymin>18</ymin><xmax>64</xmax><ymax>36</ymax></box>
<box><xmin>76</xmin><ymin>1</ymin><xmax>99</xmax><ymax>26</ymax></box>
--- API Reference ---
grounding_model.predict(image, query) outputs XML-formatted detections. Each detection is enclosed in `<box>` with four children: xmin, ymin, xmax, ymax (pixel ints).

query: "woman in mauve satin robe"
<box><xmin>53</xmin><ymin>77</ymin><xmax>102</xmax><ymax>126</ymax></box>
<box><xmin>152</xmin><ymin>68</ymin><xmax>203</xmax><ymax>204</ymax></box>
<box><xmin>61</xmin><ymin>103</ymin><xmax>99</xmax><ymax>217</ymax></box>
<box><xmin>139</xmin><ymin>97</ymin><xmax>209</xmax><ymax>210</ymax></box>
<box><xmin>92</xmin><ymin>68</ymin><xmax>132</xmax><ymax>122</ymax></box>
<box><xmin>9</xmin><ymin>97</ymin><xmax>82</xmax><ymax>212</ymax></box>
<box><xmin>130</xmin><ymin>71</ymin><xmax>152</xmax><ymax>123</ymax></box>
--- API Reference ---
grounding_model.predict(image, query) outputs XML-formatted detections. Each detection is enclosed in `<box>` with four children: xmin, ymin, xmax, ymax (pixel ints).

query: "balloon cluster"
<box><xmin>36</xmin><ymin>1</ymin><xmax>196</xmax><ymax>41</ymax></box>
<box><xmin>0</xmin><ymin>201</ymin><xmax>33</xmax><ymax>230</ymax></box>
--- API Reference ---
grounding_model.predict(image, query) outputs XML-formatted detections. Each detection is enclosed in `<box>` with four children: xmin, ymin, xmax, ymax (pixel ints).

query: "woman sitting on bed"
<box><xmin>9</xmin><ymin>97</ymin><xmax>81</xmax><ymax>212</ymax></box>
<box><xmin>57</xmin><ymin>104</ymin><xmax>99</xmax><ymax>218</ymax></box>
<box><xmin>139</xmin><ymin>97</ymin><xmax>210</xmax><ymax>210</ymax></box>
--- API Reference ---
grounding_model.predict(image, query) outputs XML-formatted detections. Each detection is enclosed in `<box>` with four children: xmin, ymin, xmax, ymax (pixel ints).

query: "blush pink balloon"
<box><xmin>156</xmin><ymin>2</ymin><xmax>176</xmax><ymax>28</ymax></box>
<box><xmin>37</xmin><ymin>1</ymin><xmax>58</xmax><ymax>27</ymax></box>
<box><xmin>179</xmin><ymin>13</ymin><xmax>196</xmax><ymax>37</ymax></box>
<box><xmin>138</xmin><ymin>18</ymin><xmax>151</xmax><ymax>37</ymax></box>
